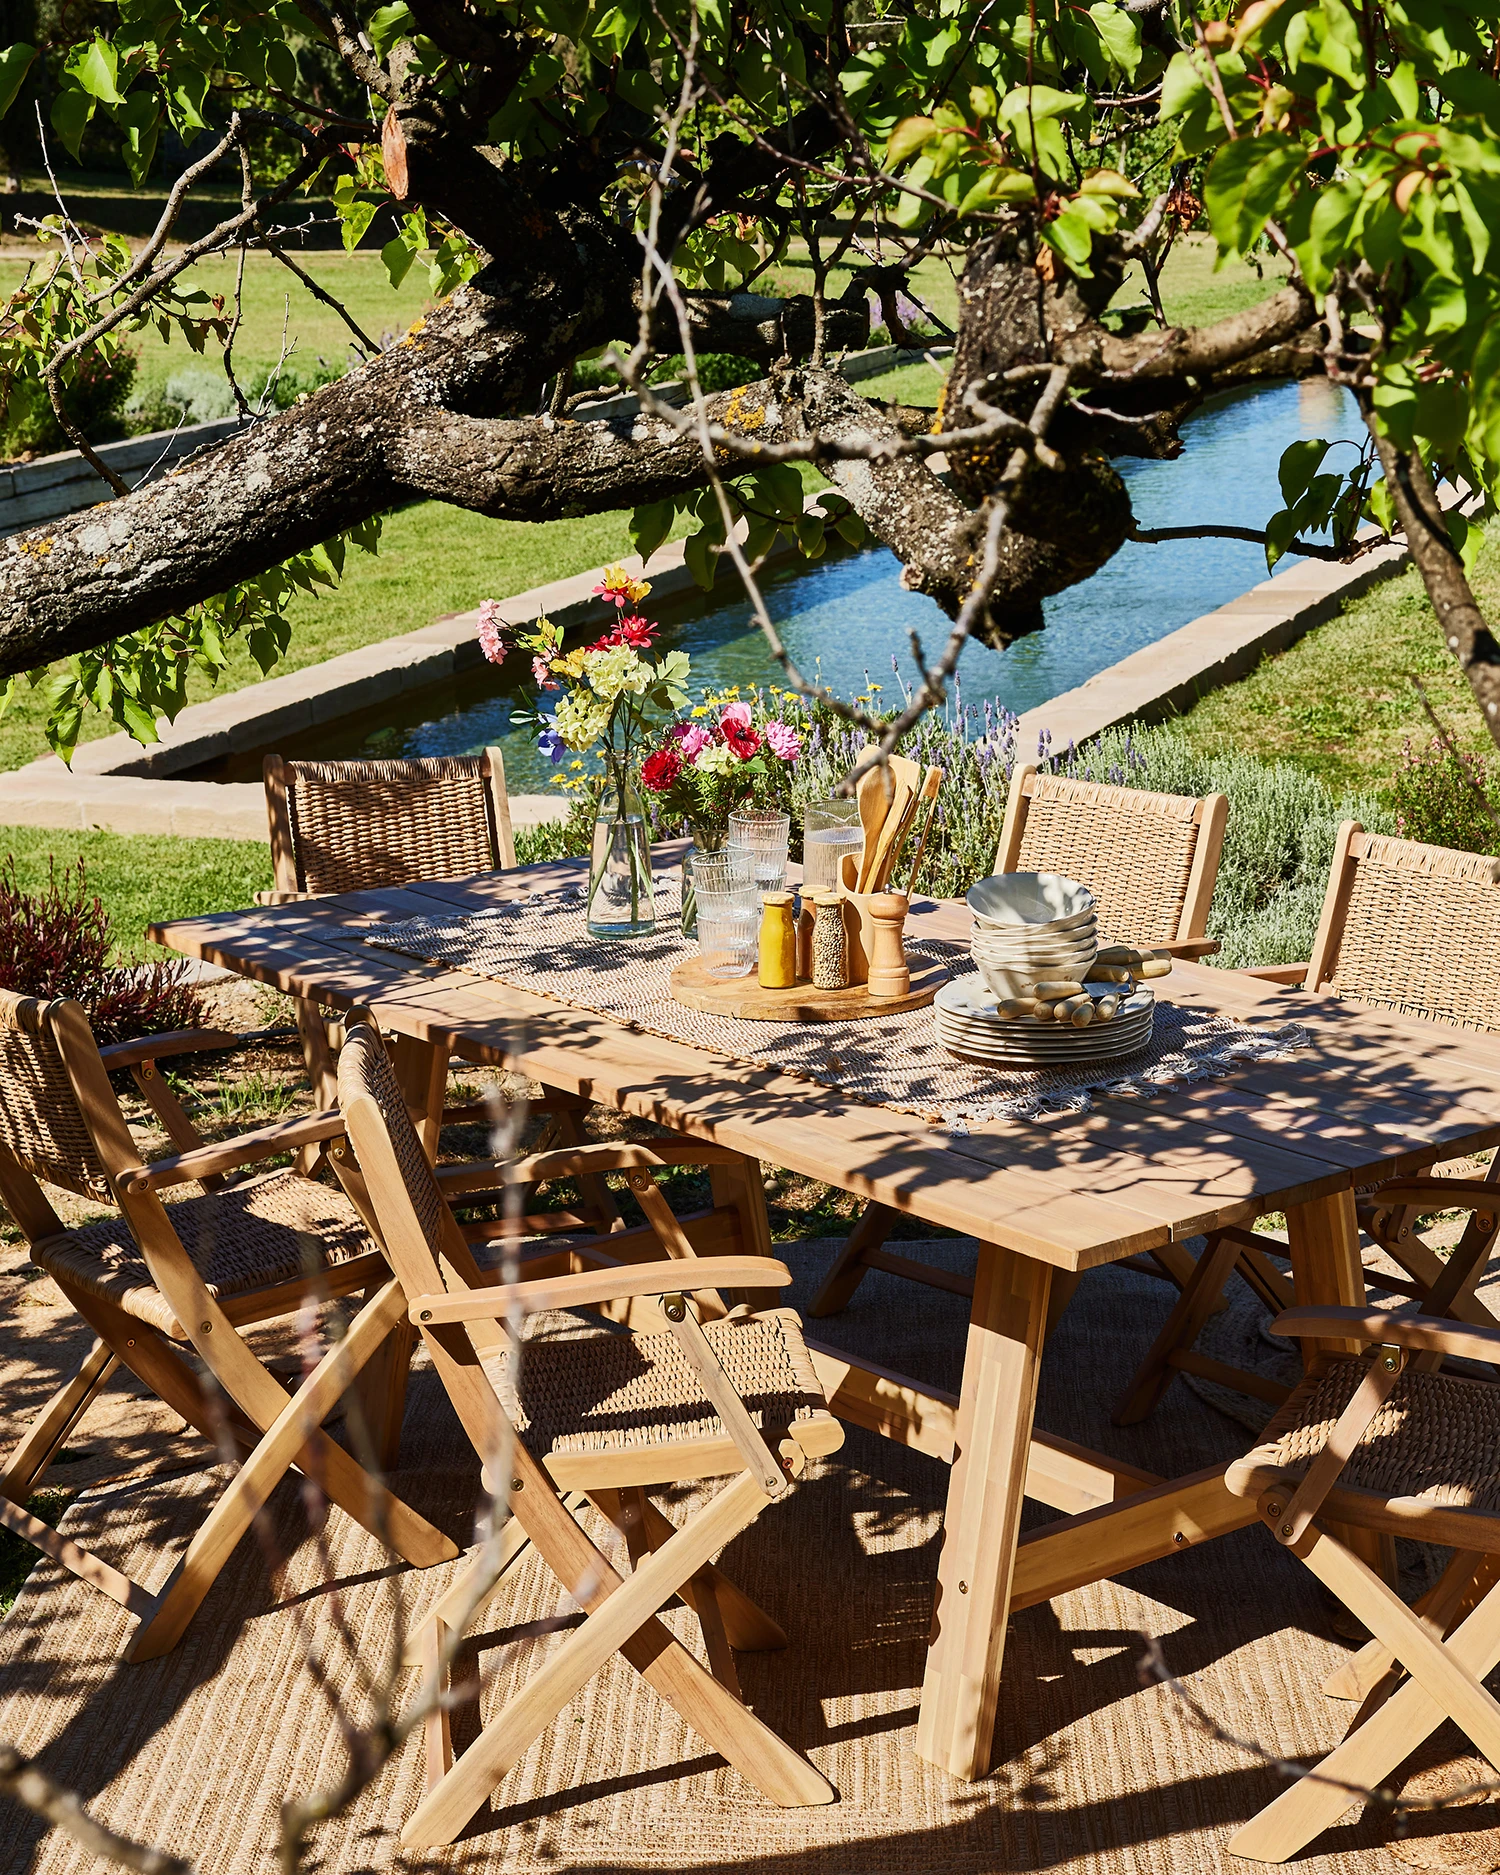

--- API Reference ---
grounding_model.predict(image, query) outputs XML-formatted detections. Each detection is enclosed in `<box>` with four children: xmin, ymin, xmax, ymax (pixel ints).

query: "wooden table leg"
<box><xmin>389</xmin><ymin>1031</ymin><xmax>447</xmax><ymax>1164</ymax></box>
<box><xmin>1285</xmin><ymin>1189</ymin><xmax>1395</xmax><ymax>1581</ymax></box>
<box><xmin>915</xmin><ymin>1240</ymin><xmax>1051</xmax><ymax>1781</ymax></box>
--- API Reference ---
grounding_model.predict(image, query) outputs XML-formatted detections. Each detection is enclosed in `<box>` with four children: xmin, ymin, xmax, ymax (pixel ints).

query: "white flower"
<box><xmin>553</xmin><ymin>689</ymin><xmax>610</xmax><ymax>751</ymax></box>
<box><xmin>586</xmin><ymin>644</ymin><xmax>650</xmax><ymax>701</ymax></box>
<box><xmin>694</xmin><ymin>740</ymin><xmax>738</xmax><ymax>777</ymax></box>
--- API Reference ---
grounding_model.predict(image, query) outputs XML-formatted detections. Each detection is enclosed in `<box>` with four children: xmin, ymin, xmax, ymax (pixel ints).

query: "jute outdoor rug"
<box><xmin>0</xmin><ymin>1245</ymin><xmax>1427</xmax><ymax>1875</ymax></box>
<box><xmin>364</xmin><ymin>878</ymin><xmax>1309</xmax><ymax>1128</ymax></box>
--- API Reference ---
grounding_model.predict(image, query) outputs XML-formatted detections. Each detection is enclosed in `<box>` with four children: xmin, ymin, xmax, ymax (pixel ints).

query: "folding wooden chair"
<box><xmin>1220</xmin><ymin>1248</ymin><xmax>1500</xmax><ymax>1859</ymax></box>
<box><xmin>0</xmin><ymin>990</ymin><xmax>458</xmax><ymax>1660</ymax></box>
<box><xmin>1115</xmin><ymin>829</ymin><xmax>1500</xmax><ymax>1425</ymax></box>
<box><xmin>808</xmin><ymin>765</ymin><xmax>1230</xmax><ymax>1321</ymax></box>
<box><xmin>337</xmin><ymin>1015</ymin><xmax>842</xmax><ymax>1844</ymax></box>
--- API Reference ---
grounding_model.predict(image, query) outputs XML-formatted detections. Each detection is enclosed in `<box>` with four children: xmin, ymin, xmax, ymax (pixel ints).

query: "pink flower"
<box><xmin>764</xmin><ymin>719</ymin><xmax>803</xmax><ymax>761</ymax></box>
<box><xmin>477</xmin><ymin>599</ymin><xmax>506</xmax><ymax>666</ymax></box>
<box><xmin>612</xmin><ymin>614</ymin><xmax>658</xmax><ymax>648</ymax></box>
<box><xmin>679</xmin><ymin>723</ymin><xmax>714</xmax><ymax>759</ymax></box>
<box><xmin>531</xmin><ymin>654</ymin><xmax>558</xmax><ymax>690</ymax></box>
<box><xmin>718</xmin><ymin>701</ymin><xmax>753</xmax><ymax>732</ymax></box>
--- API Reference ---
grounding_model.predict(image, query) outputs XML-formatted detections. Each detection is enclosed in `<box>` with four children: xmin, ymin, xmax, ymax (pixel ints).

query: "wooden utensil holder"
<box><xmin>836</xmin><ymin>854</ymin><xmax>910</xmax><ymax>995</ymax></box>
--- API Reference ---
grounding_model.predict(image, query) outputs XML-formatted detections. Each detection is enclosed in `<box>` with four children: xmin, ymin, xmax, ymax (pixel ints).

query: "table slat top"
<box><xmin>151</xmin><ymin>864</ymin><xmax>1500</xmax><ymax>1270</ymax></box>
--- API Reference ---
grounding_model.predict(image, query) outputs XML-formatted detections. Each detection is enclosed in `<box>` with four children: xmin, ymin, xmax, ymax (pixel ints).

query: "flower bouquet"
<box><xmin>639</xmin><ymin>692</ymin><xmax>804</xmax><ymax>934</ymax></box>
<box><xmin>477</xmin><ymin>569</ymin><xmax>690</xmax><ymax>937</ymax></box>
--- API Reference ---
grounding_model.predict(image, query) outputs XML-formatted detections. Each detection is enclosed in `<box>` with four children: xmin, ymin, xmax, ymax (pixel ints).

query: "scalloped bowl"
<box><xmin>967</xmin><ymin>873</ymin><xmax>1095</xmax><ymax>931</ymax></box>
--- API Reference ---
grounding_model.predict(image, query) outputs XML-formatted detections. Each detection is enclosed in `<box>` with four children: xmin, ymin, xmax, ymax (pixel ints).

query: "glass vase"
<box><xmin>680</xmin><ymin>823</ymin><xmax>726</xmax><ymax>938</ymax></box>
<box><xmin>587</xmin><ymin>783</ymin><xmax>656</xmax><ymax>938</ymax></box>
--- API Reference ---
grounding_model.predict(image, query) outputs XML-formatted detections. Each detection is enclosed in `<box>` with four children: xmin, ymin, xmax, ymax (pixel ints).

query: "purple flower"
<box><xmin>538</xmin><ymin>718</ymin><xmax>566</xmax><ymax>764</ymax></box>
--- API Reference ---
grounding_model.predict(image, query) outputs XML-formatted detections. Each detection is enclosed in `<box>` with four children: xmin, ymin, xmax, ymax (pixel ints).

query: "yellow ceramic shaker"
<box><xmin>758</xmin><ymin>892</ymin><xmax>798</xmax><ymax>988</ymax></box>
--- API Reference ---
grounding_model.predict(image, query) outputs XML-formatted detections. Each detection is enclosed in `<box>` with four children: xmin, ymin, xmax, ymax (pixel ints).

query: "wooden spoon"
<box><xmin>855</xmin><ymin>762</ymin><xmax>894</xmax><ymax>890</ymax></box>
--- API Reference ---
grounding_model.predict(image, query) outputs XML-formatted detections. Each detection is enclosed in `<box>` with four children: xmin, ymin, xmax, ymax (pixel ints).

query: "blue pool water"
<box><xmin>199</xmin><ymin>376</ymin><xmax>1366</xmax><ymax>792</ymax></box>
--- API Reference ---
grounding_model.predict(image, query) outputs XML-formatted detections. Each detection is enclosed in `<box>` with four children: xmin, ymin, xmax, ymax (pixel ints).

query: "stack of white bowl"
<box><xmin>966</xmin><ymin>873</ymin><xmax>1098</xmax><ymax>1000</ymax></box>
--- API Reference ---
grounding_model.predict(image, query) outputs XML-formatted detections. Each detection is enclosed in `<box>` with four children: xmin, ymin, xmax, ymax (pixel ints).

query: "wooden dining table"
<box><xmin>152</xmin><ymin>857</ymin><xmax>1500</xmax><ymax>1787</ymax></box>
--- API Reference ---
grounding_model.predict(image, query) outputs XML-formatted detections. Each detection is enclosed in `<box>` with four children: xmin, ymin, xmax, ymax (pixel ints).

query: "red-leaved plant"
<box><xmin>0</xmin><ymin>858</ymin><xmax>203</xmax><ymax>1045</ymax></box>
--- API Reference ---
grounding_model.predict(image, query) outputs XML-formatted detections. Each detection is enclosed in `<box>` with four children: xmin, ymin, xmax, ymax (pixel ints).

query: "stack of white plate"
<box><xmin>967</xmin><ymin>873</ymin><xmax>1098</xmax><ymax>1001</ymax></box>
<box><xmin>935</xmin><ymin>976</ymin><xmax>1156</xmax><ymax>1067</ymax></box>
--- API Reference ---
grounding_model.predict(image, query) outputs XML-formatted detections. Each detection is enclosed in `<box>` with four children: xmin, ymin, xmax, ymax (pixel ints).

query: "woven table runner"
<box><xmin>364</xmin><ymin>876</ymin><xmax>1310</xmax><ymax>1128</ymax></box>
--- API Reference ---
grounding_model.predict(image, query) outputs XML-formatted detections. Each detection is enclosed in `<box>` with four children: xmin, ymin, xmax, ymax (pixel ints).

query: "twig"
<box><xmin>1129</xmin><ymin>522</ymin><xmax>1350</xmax><ymax>562</ymax></box>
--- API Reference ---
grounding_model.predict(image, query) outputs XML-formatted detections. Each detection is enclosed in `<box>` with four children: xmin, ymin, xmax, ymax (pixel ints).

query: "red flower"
<box><xmin>641</xmin><ymin>746</ymin><xmax>684</xmax><ymax>792</ymax></box>
<box><xmin>721</xmin><ymin>718</ymin><xmax>761</xmax><ymax>761</ymax></box>
<box><xmin>612</xmin><ymin>614</ymin><xmax>658</xmax><ymax>648</ymax></box>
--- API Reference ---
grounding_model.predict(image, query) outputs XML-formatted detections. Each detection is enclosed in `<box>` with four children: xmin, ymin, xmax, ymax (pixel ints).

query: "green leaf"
<box><xmin>1043</xmin><ymin>206</ymin><xmax>1095</xmax><ymax>271</ymax></box>
<box><xmin>1387</xmin><ymin>61</ymin><xmax>1420</xmax><ymax>121</ymax></box>
<box><xmin>0</xmin><ymin>43</ymin><xmax>37</xmax><ymax>120</ymax></box>
<box><xmin>50</xmin><ymin>86</ymin><xmax>95</xmax><ymax>161</ymax></box>
<box><xmin>999</xmin><ymin>84</ymin><xmax>1086</xmax><ymax>125</ymax></box>
<box><xmin>1470</xmin><ymin>312</ymin><xmax>1500</xmax><ymax>469</ymax></box>
<box><xmin>111</xmin><ymin>90</ymin><xmax>160</xmax><ymax>189</ymax></box>
<box><xmin>1203</xmin><ymin>133</ymin><xmax>1304</xmax><ymax>255</ymax></box>
<box><xmin>629</xmin><ymin>499</ymin><xmax>674</xmax><ymax>563</ymax></box>
<box><xmin>886</xmin><ymin>116</ymin><xmax>938</xmax><ymax>165</ymax></box>
<box><xmin>683</xmin><ymin>528</ymin><xmax>718</xmax><ymax>590</ymax></box>
<box><xmin>165</xmin><ymin>67</ymin><xmax>209</xmax><ymax>136</ymax></box>
<box><xmin>381</xmin><ymin>233</ymin><xmax>415</xmax><ymax>288</ymax></box>
<box><xmin>1159</xmin><ymin>50</ymin><xmax>1206</xmax><ymax>121</ymax></box>
<box><xmin>1278</xmin><ymin>436</ymin><xmax>1331</xmax><ymax>505</ymax></box>
<box><xmin>72</xmin><ymin>35</ymin><xmax>125</xmax><ymax>105</ymax></box>
<box><xmin>339</xmin><ymin>199</ymin><xmax>379</xmax><ymax>253</ymax></box>
<box><xmin>1089</xmin><ymin>3</ymin><xmax>1142</xmax><ymax>79</ymax></box>
<box><xmin>367</xmin><ymin>2</ymin><xmax>416</xmax><ymax>58</ymax></box>
<box><xmin>1299</xmin><ymin>177</ymin><xmax>1361</xmax><ymax>294</ymax></box>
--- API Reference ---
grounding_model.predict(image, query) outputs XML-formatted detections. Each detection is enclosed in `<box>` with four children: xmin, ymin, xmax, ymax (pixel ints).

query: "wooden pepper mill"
<box><xmin>865</xmin><ymin>893</ymin><xmax>910</xmax><ymax>1000</ymax></box>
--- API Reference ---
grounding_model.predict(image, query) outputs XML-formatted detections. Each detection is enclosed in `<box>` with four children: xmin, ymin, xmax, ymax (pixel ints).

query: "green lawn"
<box><xmin>1172</xmin><ymin>530</ymin><xmax>1500</xmax><ymax>796</ymax></box>
<box><xmin>0</xmin><ymin>825</ymin><xmax>273</xmax><ymax>957</ymax></box>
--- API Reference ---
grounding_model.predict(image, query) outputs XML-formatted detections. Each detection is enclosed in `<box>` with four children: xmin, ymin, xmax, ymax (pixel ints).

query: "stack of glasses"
<box><xmin>728</xmin><ymin>810</ymin><xmax>789</xmax><ymax>896</ymax></box>
<box><xmin>690</xmin><ymin>848</ymin><xmax>759</xmax><ymax>978</ymax></box>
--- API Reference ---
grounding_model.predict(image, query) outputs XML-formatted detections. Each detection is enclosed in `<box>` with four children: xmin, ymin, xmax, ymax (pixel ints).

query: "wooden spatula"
<box><xmin>866</xmin><ymin>776</ymin><xmax>914</xmax><ymax>892</ymax></box>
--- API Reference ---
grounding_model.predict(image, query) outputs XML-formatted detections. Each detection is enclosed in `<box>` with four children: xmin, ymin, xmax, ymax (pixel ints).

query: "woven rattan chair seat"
<box><xmin>485</xmin><ymin>1308</ymin><xmax>827</xmax><ymax>1464</ymax></box>
<box><xmin>1227</xmin><ymin>1357</ymin><xmax>1500</xmax><ymax>1516</ymax></box>
<box><xmin>33</xmin><ymin>1170</ymin><xmax>377</xmax><ymax>1338</ymax></box>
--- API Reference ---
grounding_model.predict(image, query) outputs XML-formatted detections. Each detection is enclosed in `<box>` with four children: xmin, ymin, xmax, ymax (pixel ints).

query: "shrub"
<box><xmin>1</xmin><ymin>347</ymin><xmax>139</xmax><ymax>461</ymax></box>
<box><xmin>0</xmin><ymin>857</ymin><xmax>204</xmax><ymax>1045</ymax></box>
<box><xmin>1391</xmin><ymin>736</ymin><xmax>1500</xmax><ymax>856</ymax></box>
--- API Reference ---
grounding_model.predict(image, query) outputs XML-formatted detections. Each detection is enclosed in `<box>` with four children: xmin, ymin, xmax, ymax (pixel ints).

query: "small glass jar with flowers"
<box><xmin>638</xmin><ymin>691</ymin><xmax>804</xmax><ymax>935</ymax></box>
<box><xmin>476</xmin><ymin>570</ymin><xmax>690</xmax><ymax>938</ymax></box>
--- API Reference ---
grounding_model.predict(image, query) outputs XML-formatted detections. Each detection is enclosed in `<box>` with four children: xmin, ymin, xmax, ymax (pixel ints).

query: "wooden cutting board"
<box><xmin>669</xmin><ymin>954</ymin><xmax>948</xmax><ymax>1021</ymax></box>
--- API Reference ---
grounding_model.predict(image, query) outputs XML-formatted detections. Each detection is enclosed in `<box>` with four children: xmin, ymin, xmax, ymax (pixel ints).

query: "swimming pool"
<box><xmin>190</xmin><ymin>375</ymin><xmax>1365</xmax><ymax>793</ymax></box>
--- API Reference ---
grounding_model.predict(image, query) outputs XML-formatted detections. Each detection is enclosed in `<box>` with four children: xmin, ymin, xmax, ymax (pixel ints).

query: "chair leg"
<box><xmin>402</xmin><ymin>1471</ymin><xmax>810</xmax><ymax>1847</ymax></box>
<box><xmin>1229</xmin><ymin>1557</ymin><xmax>1500</xmax><ymax>1862</ymax></box>
<box><xmin>129</xmin><ymin>1283</ymin><xmax>457</xmax><ymax>1661</ymax></box>
<box><xmin>347</xmin><ymin>1298</ymin><xmax>415</xmax><ymax>1474</ymax></box>
<box><xmin>635</xmin><ymin>1495</ymin><xmax>787</xmax><ymax>1650</ymax></box>
<box><xmin>0</xmin><ymin>1337</ymin><xmax>117</xmax><ymax>1499</ymax></box>
<box><xmin>614</xmin><ymin>1486</ymin><xmax>743</xmax><ymax>1695</ymax></box>
<box><xmin>1322</xmin><ymin>1549</ymin><xmax>1494</xmax><ymax>1701</ymax></box>
<box><xmin>807</xmin><ymin>1202</ymin><xmax>898</xmax><ymax>1318</ymax></box>
<box><xmin>1294</xmin><ymin>1524</ymin><xmax>1500</xmax><ymax>1767</ymax></box>
<box><xmin>1113</xmin><ymin>1231</ymin><xmax>1244</xmax><ymax>1425</ymax></box>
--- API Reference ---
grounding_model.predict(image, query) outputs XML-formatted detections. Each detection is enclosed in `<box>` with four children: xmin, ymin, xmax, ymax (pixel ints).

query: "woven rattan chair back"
<box><xmin>0</xmin><ymin>989</ymin><xmax>114</xmax><ymax>1205</ymax></box>
<box><xmin>994</xmin><ymin>764</ymin><xmax>1228</xmax><ymax>948</ymax></box>
<box><xmin>264</xmin><ymin>748</ymin><xmax>517</xmax><ymax>898</ymax></box>
<box><xmin>1307</xmin><ymin>823</ymin><xmax>1500</xmax><ymax>1028</ymax></box>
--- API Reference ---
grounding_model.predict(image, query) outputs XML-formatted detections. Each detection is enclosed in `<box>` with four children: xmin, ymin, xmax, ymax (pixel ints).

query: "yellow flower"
<box><xmin>553</xmin><ymin>689</ymin><xmax>610</xmax><ymax>751</ymax></box>
<box><xmin>586</xmin><ymin>643</ymin><xmax>650</xmax><ymax>701</ymax></box>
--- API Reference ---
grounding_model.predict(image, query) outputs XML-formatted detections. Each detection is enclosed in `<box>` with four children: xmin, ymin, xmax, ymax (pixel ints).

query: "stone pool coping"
<box><xmin>0</xmin><ymin>500</ymin><xmax>1440</xmax><ymax>844</ymax></box>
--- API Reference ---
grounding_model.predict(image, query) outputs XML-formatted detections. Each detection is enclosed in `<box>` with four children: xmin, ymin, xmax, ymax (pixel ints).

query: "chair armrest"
<box><xmin>408</xmin><ymin>1255</ymin><xmax>792</xmax><ymax>1323</ymax></box>
<box><xmin>99</xmin><ymin>1028</ymin><xmax>243</xmax><ymax>1070</ymax></box>
<box><xmin>120</xmin><ymin>1110</ymin><xmax>348</xmax><ymax>1194</ymax></box>
<box><xmin>1238</xmin><ymin>963</ymin><xmax>1309</xmax><ymax>985</ymax></box>
<box><xmin>1271</xmin><ymin>1305</ymin><xmax>1500</xmax><ymax>1368</ymax></box>
<box><xmin>1360</xmin><ymin>1178</ymin><xmax>1500</xmax><ymax>1213</ymax></box>
<box><xmin>1156</xmin><ymin>939</ymin><xmax>1221</xmax><ymax>959</ymax></box>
